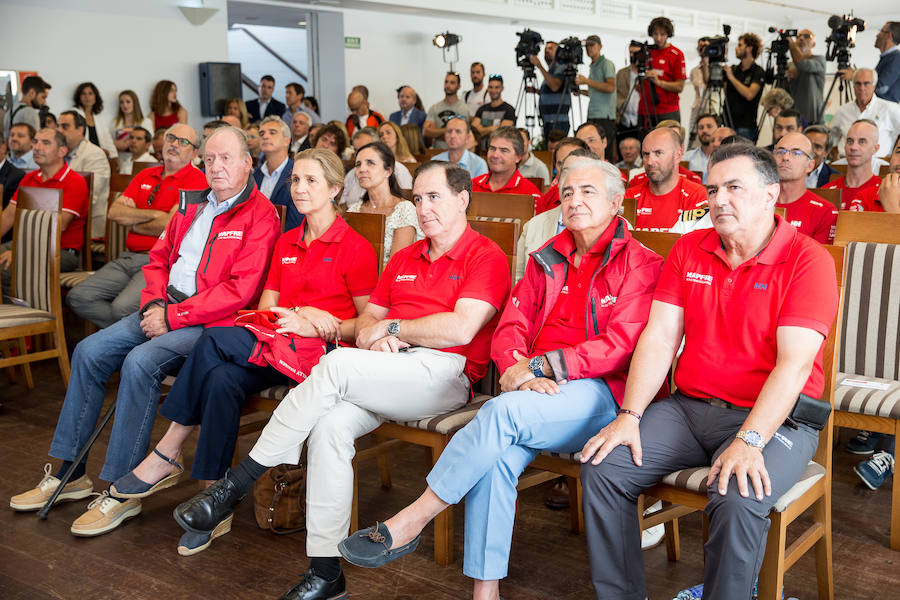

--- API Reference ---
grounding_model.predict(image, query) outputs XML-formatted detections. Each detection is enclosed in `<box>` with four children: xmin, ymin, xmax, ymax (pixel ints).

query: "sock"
<box><xmin>309</xmin><ymin>557</ymin><xmax>342</xmax><ymax>581</ymax></box>
<box><xmin>227</xmin><ymin>456</ymin><xmax>269</xmax><ymax>495</ymax></box>
<box><xmin>54</xmin><ymin>460</ymin><xmax>86</xmax><ymax>481</ymax></box>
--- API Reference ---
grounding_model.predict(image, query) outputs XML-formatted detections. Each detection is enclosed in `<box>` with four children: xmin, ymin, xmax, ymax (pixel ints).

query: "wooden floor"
<box><xmin>1</xmin><ymin>361</ymin><xmax>897</xmax><ymax>600</ymax></box>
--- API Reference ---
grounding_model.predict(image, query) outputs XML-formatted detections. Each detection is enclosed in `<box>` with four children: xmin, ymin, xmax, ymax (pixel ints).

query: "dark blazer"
<box><xmin>254</xmin><ymin>158</ymin><xmax>304</xmax><ymax>232</ymax></box>
<box><xmin>813</xmin><ymin>162</ymin><xmax>839</xmax><ymax>188</ymax></box>
<box><xmin>246</xmin><ymin>98</ymin><xmax>287</xmax><ymax>123</ymax></box>
<box><xmin>290</xmin><ymin>136</ymin><xmax>311</xmax><ymax>156</ymax></box>
<box><xmin>389</xmin><ymin>108</ymin><xmax>427</xmax><ymax>131</ymax></box>
<box><xmin>0</xmin><ymin>159</ymin><xmax>25</xmax><ymax>208</ymax></box>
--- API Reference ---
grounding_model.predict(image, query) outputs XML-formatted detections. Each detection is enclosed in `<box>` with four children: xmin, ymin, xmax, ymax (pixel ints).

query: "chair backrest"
<box><xmin>470</xmin><ymin>191</ymin><xmax>534</xmax><ymax>224</ymax></box>
<box><xmin>75</xmin><ymin>171</ymin><xmax>94</xmax><ymax>270</ymax></box>
<box><xmin>424</xmin><ymin>148</ymin><xmax>444</xmax><ymax>160</ymax></box>
<box><xmin>879</xmin><ymin>165</ymin><xmax>890</xmax><ymax>178</ymax></box>
<box><xmin>810</xmin><ymin>187</ymin><xmax>841</xmax><ymax>210</ymax></box>
<box><xmin>131</xmin><ymin>161</ymin><xmax>161</xmax><ymax>176</ymax></box>
<box><xmin>11</xmin><ymin>187</ymin><xmax>62</xmax><ymax>312</ymax></box>
<box><xmin>631</xmin><ymin>231</ymin><xmax>681</xmax><ymax>259</ymax></box>
<box><xmin>622</xmin><ymin>197</ymin><xmax>636</xmax><ymax>227</ymax></box>
<box><xmin>532</xmin><ymin>150</ymin><xmax>553</xmax><ymax>173</ymax></box>
<box><xmin>274</xmin><ymin>204</ymin><xmax>287</xmax><ymax>233</ymax></box>
<box><xmin>833</xmin><ymin>211</ymin><xmax>900</xmax><ymax>246</ymax></box>
<box><xmin>470</xmin><ymin>217</ymin><xmax>519</xmax><ymax>279</ymax></box>
<box><xmin>526</xmin><ymin>177</ymin><xmax>545</xmax><ymax>193</ymax></box>
<box><xmin>400</xmin><ymin>189</ymin><xmax>412</xmax><ymax>201</ymax></box>
<box><xmin>343</xmin><ymin>211</ymin><xmax>386</xmax><ymax>272</ymax></box>
<box><xmin>814</xmin><ymin>245</ymin><xmax>846</xmax><ymax>469</ymax></box>
<box><xmin>108</xmin><ymin>172</ymin><xmax>133</xmax><ymax>205</ymax></box>
<box><xmin>830</xmin><ymin>162</ymin><xmax>848</xmax><ymax>175</ymax></box>
<box><xmin>775</xmin><ymin>206</ymin><xmax>786</xmax><ymax>218</ymax></box>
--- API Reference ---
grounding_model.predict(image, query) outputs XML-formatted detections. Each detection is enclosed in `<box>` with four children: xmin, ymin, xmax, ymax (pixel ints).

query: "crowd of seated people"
<box><xmin>3</xmin><ymin>20</ymin><xmax>900</xmax><ymax>600</ymax></box>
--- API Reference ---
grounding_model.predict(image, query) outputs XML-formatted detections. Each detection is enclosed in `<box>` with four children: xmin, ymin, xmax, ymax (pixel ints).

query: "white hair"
<box><xmin>559</xmin><ymin>157</ymin><xmax>625</xmax><ymax>202</ymax></box>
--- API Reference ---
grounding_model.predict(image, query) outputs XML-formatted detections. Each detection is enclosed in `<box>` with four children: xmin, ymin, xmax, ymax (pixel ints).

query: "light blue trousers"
<box><xmin>426</xmin><ymin>378</ymin><xmax>618</xmax><ymax>580</ymax></box>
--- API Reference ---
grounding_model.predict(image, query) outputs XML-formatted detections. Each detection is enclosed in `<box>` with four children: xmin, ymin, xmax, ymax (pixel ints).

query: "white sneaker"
<box><xmin>641</xmin><ymin>500</ymin><xmax>665</xmax><ymax>549</ymax></box>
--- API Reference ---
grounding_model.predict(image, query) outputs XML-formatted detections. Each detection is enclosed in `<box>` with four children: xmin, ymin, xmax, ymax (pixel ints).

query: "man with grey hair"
<box><xmin>255</xmin><ymin>116</ymin><xmax>302</xmax><ymax>230</ymax></box>
<box><xmin>10</xmin><ymin>125</ymin><xmax>281</xmax><ymax>539</ymax></box>
<box><xmin>580</xmin><ymin>142</ymin><xmax>839</xmax><ymax>600</ymax></box>
<box><xmin>804</xmin><ymin>125</ymin><xmax>840</xmax><ymax>188</ymax></box>
<box><xmin>337</xmin><ymin>156</ymin><xmax>663</xmax><ymax>600</ymax></box>
<box><xmin>829</xmin><ymin>68</ymin><xmax>900</xmax><ymax>159</ymax></box>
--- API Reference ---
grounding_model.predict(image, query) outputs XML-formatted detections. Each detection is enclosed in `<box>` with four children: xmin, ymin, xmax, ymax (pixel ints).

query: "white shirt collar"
<box><xmin>261</xmin><ymin>156</ymin><xmax>289</xmax><ymax>178</ymax></box>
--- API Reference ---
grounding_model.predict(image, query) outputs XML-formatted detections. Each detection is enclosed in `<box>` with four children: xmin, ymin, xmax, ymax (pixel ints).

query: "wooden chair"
<box><xmin>342</xmin><ymin>212</ymin><xmax>386</xmax><ymax>271</ymax></box>
<box><xmin>679</xmin><ymin>160</ymin><xmax>690</xmax><ymax>170</ymax></box>
<box><xmin>533</xmin><ymin>150</ymin><xmax>553</xmax><ymax>174</ymax></box>
<box><xmin>470</xmin><ymin>191</ymin><xmax>535</xmax><ymax>224</ymax></box>
<box><xmin>775</xmin><ymin>206</ymin><xmax>786</xmax><ymax>219</ymax></box>
<box><xmin>880</xmin><ymin>164</ymin><xmax>891</xmax><ymax>178</ymax></box>
<box><xmin>828</xmin><ymin>171</ymin><xmax>843</xmax><ymax>183</ymax></box>
<box><xmin>469</xmin><ymin>218</ymin><xmax>519</xmax><ymax>280</ymax></box>
<box><xmin>622</xmin><ymin>197</ymin><xmax>637</xmax><ymax>227</ymax></box>
<box><xmin>830</xmin><ymin>163</ymin><xmax>848</xmax><ymax>175</ymax></box>
<box><xmin>640</xmin><ymin>245</ymin><xmax>846</xmax><ymax>599</ymax></box>
<box><xmin>811</xmin><ymin>188</ymin><xmax>842</xmax><ymax>210</ymax></box>
<box><xmin>274</xmin><ymin>204</ymin><xmax>287</xmax><ymax>233</ymax></box>
<box><xmin>832</xmin><ymin>211</ymin><xmax>900</xmax><ymax>550</ymax></box>
<box><xmin>423</xmin><ymin>148</ymin><xmax>445</xmax><ymax>160</ymax></box>
<box><xmin>131</xmin><ymin>162</ymin><xmax>161</xmax><ymax>176</ymax></box>
<box><xmin>526</xmin><ymin>177</ymin><xmax>545</xmax><ymax>193</ymax></box>
<box><xmin>75</xmin><ymin>171</ymin><xmax>94</xmax><ymax>271</ymax></box>
<box><xmin>0</xmin><ymin>187</ymin><xmax>71</xmax><ymax>388</ymax></box>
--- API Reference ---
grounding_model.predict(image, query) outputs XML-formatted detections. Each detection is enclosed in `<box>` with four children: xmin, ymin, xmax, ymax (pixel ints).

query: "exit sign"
<box><xmin>344</xmin><ymin>36</ymin><xmax>361</xmax><ymax>49</ymax></box>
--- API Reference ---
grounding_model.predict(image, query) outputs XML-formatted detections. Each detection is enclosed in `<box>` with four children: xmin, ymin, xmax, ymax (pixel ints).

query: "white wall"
<box><xmin>0</xmin><ymin>0</ymin><xmax>229</xmax><ymax>132</ymax></box>
<box><xmin>227</xmin><ymin>24</ymin><xmax>310</xmax><ymax>104</ymax></box>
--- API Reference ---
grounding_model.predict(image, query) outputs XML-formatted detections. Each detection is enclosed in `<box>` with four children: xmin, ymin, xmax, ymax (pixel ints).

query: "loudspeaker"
<box><xmin>198</xmin><ymin>62</ymin><xmax>242</xmax><ymax>117</ymax></box>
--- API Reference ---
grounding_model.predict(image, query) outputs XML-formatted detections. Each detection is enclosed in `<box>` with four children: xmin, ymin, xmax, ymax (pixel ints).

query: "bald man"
<box><xmin>830</xmin><ymin>68</ymin><xmax>900</xmax><ymax>158</ymax></box>
<box><xmin>389</xmin><ymin>85</ymin><xmax>427</xmax><ymax>132</ymax></box>
<box><xmin>787</xmin><ymin>29</ymin><xmax>826</xmax><ymax>124</ymax></box>
<box><xmin>625</xmin><ymin>128</ymin><xmax>707</xmax><ymax>231</ymax></box>
<box><xmin>824</xmin><ymin>120</ymin><xmax>883</xmax><ymax>210</ymax></box>
<box><xmin>344</xmin><ymin>90</ymin><xmax>385</xmax><ymax>137</ymax></box>
<box><xmin>774</xmin><ymin>132</ymin><xmax>837</xmax><ymax>243</ymax></box>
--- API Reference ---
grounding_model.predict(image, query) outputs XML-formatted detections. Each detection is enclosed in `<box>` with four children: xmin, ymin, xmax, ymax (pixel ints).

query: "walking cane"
<box><xmin>38</xmin><ymin>401</ymin><xmax>116</xmax><ymax>519</ymax></box>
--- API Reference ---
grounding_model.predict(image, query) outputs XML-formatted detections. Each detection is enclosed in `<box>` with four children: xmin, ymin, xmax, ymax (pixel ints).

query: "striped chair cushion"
<box><xmin>106</xmin><ymin>221</ymin><xmax>129</xmax><ymax>261</ymax></box>
<box><xmin>0</xmin><ymin>304</ymin><xmax>55</xmax><ymax>327</ymax></box>
<box><xmin>474</xmin><ymin>216</ymin><xmax>520</xmax><ymax>224</ymax></box>
<box><xmin>385</xmin><ymin>394</ymin><xmax>492</xmax><ymax>434</ymax></box>
<box><xmin>839</xmin><ymin>242</ymin><xmax>900</xmax><ymax>380</ymax></box>
<box><xmin>540</xmin><ymin>450</ymin><xmax>583</xmax><ymax>462</ymax></box>
<box><xmin>659</xmin><ymin>461</ymin><xmax>825</xmax><ymax>513</ymax></box>
<box><xmin>90</xmin><ymin>242</ymin><xmax>106</xmax><ymax>254</ymax></box>
<box><xmin>60</xmin><ymin>271</ymin><xmax>94</xmax><ymax>288</ymax></box>
<box><xmin>834</xmin><ymin>372</ymin><xmax>900</xmax><ymax>419</ymax></box>
<box><xmin>13</xmin><ymin>209</ymin><xmax>54</xmax><ymax>312</ymax></box>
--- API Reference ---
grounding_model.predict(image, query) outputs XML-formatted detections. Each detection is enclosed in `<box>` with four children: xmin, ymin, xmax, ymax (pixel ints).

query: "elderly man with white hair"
<box><xmin>830</xmin><ymin>68</ymin><xmax>900</xmax><ymax>158</ymax></box>
<box><xmin>338</xmin><ymin>157</ymin><xmax>664</xmax><ymax>600</ymax></box>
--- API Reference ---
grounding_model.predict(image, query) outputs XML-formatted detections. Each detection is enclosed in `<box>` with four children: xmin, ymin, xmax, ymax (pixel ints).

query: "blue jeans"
<box><xmin>425</xmin><ymin>378</ymin><xmax>618</xmax><ymax>580</ymax></box>
<box><xmin>735</xmin><ymin>127</ymin><xmax>759</xmax><ymax>143</ymax></box>
<box><xmin>49</xmin><ymin>311</ymin><xmax>203</xmax><ymax>481</ymax></box>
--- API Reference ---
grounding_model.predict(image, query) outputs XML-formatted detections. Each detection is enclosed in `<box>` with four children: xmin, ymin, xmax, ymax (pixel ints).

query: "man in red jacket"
<box><xmin>11</xmin><ymin>126</ymin><xmax>281</xmax><ymax>538</ymax></box>
<box><xmin>337</xmin><ymin>157</ymin><xmax>664</xmax><ymax>600</ymax></box>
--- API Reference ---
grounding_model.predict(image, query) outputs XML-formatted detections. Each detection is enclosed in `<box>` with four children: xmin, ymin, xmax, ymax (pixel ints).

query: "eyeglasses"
<box><xmin>489</xmin><ymin>74</ymin><xmax>503</xmax><ymax>83</ymax></box>
<box><xmin>773</xmin><ymin>148</ymin><xmax>812</xmax><ymax>159</ymax></box>
<box><xmin>164</xmin><ymin>133</ymin><xmax>198</xmax><ymax>149</ymax></box>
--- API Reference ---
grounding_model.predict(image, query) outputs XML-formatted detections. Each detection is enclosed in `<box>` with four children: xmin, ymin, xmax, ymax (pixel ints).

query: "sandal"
<box><xmin>110</xmin><ymin>449</ymin><xmax>184</xmax><ymax>499</ymax></box>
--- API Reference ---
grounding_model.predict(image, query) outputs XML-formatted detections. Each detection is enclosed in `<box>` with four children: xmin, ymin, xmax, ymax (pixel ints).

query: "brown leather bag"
<box><xmin>252</xmin><ymin>464</ymin><xmax>306</xmax><ymax>535</ymax></box>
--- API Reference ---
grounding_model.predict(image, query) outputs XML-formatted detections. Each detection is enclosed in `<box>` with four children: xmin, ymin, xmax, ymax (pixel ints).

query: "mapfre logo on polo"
<box><xmin>599</xmin><ymin>294</ymin><xmax>617</xmax><ymax>308</ymax></box>
<box><xmin>217</xmin><ymin>230</ymin><xmax>243</xmax><ymax>241</ymax></box>
<box><xmin>637</xmin><ymin>207</ymin><xmax>653</xmax><ymax>216</ymax></box>
<box><xmin>685</xmin><ymin>271</ymin><xmax>713</xmax><ymax>286</ymax></box>
<box><xmin>282</xmin><ymin>256</ymin><xmax>298</xmax><ymax>265</ymax></box>
<box><xmin>395</xmin><ymin>274</ymin><xmax>417</xmax><ymax>282</ymax></box>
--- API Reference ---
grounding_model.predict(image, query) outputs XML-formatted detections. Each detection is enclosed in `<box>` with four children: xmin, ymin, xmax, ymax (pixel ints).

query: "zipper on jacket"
<box><xmin>590</xmin><ymin>297</ymin><xmax>599</xmax><ymax>335</ymax></box>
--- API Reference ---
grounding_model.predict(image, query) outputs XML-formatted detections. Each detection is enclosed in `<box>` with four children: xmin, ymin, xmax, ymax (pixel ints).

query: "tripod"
<box><xmin>617</xmin><ymin>71</ymin><xmax>657</xmax><ymax>141</ymax></box>
<box><xmin>816</xmin><ymin>69</ymin><xmax>852</xmax><ymax>125</ymax></box>
<box><xmin>515</xmin><ymin>67</ymin><xmax>542</xmax><ymax>144</ymax></box>
<box><xmin>544</xmin><ymin>65</ymin><xmax>582</xmax><ymax>139</ymax></box>
<box><xmin>694</xmin><ymin>63</ymin><xmax>733</xmax><ymax>134</ymax></box>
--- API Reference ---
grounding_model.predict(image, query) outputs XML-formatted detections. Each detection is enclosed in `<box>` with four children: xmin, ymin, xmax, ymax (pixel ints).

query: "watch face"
<box><xmin>529</xmin><ymin>356</ymin><xmax>542</xmax><ymax>370</ymax></box>
<box><xmin>741</xmin><ymin>430</ymin><xmax>764</xmax><ymax>447</ymax></box>
<box><xmin>387</xmin><ymin>321</ymin><xmax>399</xmax><ymax>336</ymax></box>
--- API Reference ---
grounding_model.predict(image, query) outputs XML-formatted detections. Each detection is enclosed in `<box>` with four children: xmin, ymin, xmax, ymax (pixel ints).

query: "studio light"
<box><xmin>433</xmin><ymin>32</ymin><xmax>461</xmax><ymax>49</ymax></box>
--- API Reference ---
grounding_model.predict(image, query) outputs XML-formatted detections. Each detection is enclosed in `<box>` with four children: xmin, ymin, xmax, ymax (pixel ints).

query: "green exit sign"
<box><xmin>344</xmin><ymin>36</ymin><xmax>361</xmax><ymax>49</ymax></box>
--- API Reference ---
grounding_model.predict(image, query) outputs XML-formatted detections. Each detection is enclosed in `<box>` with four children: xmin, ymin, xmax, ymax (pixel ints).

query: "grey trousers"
<box><xmin>580</xmin><ymin>392</ymin><xmax>819</xmax><ymax>600</ymax></box>
<box><xmin>67</xmin><ymin>251</ymin><xmax>149</xmax><ymax>328</ymax></box>
<box><xmin>2</xmin><ymin>242</ymin><xmax>80</xmax><ymax>300</ymax></box>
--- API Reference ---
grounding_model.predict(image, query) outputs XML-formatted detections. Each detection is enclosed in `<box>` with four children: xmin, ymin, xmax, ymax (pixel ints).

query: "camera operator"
<box><xmin>713</xmin><ymin>33</ymin><xmax>765</xmax><ymax>141</ymax></box>
<box><xmin>530</xmin><ymin>41</ymin><xmax>572</xmax><ymax>139</ymax></box>
<box><xmin>616</xmin><ymin>42</ymin><xmax>642</xmax><ymax>143</ymax></box>
<box><xmin>575</xmin><ymin>35</ymin><xmax>616</xmax><ymax>161</ymax></box>
<box><xmin>875</xmin><ymin>22</ymin><xmax>900</xmax><ymax>102</ymax></box>
<box><xmin>638</xmin><ymin>17</ymin><xmax>687</xmax><ymax>129</ymax></box>
<box><xmin>787</xmin><ymin>29</ymin><xmax>826</xmax><ymax>125</ymax></box>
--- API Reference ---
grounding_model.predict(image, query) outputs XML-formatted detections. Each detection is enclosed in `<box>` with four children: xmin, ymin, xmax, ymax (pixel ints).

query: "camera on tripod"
<box><xmin>700</xmin><ymin>25</ymin><xmax>732</xmax><ymax>64</ymax></box>
<box><xmin>555</xmin><ymin>37</ymin><xmax>584</xmax><ymax>68</ymax></box>
<box><xmin>826</xmin><ymin>14</ymin><xmax>865</xmax><ymax>70</ymax></box>
<box><xmin>629</xmin><ymin>40</ymin><xmax>654</xmax><ymax>77</ymax></box>
<box><xmin>763</xmin><ymin>28</ymin><xmax>795</xmax><ymax>86</ymax></box>
<box><xmin>515</xmin><ymin>29</ymin><xmax>544</xmax><ymax>71</ymax></box>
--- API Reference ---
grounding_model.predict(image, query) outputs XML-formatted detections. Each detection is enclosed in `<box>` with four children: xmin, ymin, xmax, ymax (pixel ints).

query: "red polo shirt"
<box><xmin>368</xmin><ymin>225</ymin><xmax>511</xmax><ymax>383</ymax></box>
<box><xmin>122</xmin><ymin>163</ymin><xmax>208</xmax><ymax>252</ymax></box>
<box><xmin>777</xmin><ymin>190</ymin><xmax>838</xmax><ymax>243</ymax></box>
<box><xmin>472</xmin><ymin>170</ymin><xmax>541</xmax><ymax>198</ymax></box>
<box><xmin>823</xmin><ymin>174</ymin><xmax>881</xmax><ymax>210</ymax></box>
<box><xmin>535</xmin><ymin>184</ymin><xmax>560</xmax><ymax>215</ymax></box>
<box><xmin>264</xmin><ymin>216</ymin><xmax>378</xmax><ymax>338</ymax></box>
<box><xmin>654</xmin><ymin>215</ymin><xmax>838</xmax><ymax>407</ymax></box>
<box><xmin>11</xmin><ymin>163</ymin><xmax>89</xmax><ymax>251</ymax></box>
<box><xmin>638</xmin><ymin>45</ymin><xmax>686</xmax><ymax>116</ymax></box>
<box><xmin>532</xmin><ymin>219</ymin><xmax>617</xmax><ymax>354</ymax></box>
<box><xmin>626</xmin><ymin>175</ymin><xmax>707</xmax><ymax>231</ymax></box>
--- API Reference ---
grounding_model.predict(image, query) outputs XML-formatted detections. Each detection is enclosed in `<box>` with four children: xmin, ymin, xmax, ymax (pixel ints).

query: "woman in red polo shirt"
<box><xmin>108</xmin><ymin>148</ymin><xmax>378</xmax><ymax>552</ymax></box>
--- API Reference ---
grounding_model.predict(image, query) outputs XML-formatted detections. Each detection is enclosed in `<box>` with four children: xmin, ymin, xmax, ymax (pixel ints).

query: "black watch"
<box><xmin>528</xmin><ymin>355</ymin><xmax>546</xmax><ymax>378</ymax></box>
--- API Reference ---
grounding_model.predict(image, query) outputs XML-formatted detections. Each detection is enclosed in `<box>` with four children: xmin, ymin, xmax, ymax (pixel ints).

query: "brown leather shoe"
<box><xmin>545</xmin><ymin>477</ymin><xmax>570</xmax><ymax>510</ymax></box>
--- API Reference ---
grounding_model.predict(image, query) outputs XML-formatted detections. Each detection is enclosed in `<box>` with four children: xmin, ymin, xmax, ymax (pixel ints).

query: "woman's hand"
<box><xmin>293</xmin><ymin>306</ymin><xmax>342</xmax><ymax>341</ymax></box>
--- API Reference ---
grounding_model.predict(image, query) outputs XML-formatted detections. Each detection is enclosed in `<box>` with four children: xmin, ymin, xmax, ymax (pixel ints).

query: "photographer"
<box><xmin>576</xmin><ymin>35</ymin><xmax>616</xmax><ymax>161</ymax></box>
<box><xmin>716</xmin><ymin>33</ymin><xmax>765</xmax><ymax>141</ymax></box>
<box><xmin>530</xmin><ymin>41</ymin><xmax>572</xmax><ymax>139</ymax></box>
<box><xmin>638</xmin><ymin>17</ymin><xmax>687</xmax><ymax>129</ymax></box>
<box><xmin>787</xmin><ymin>29</ymin><xmax>826</xmax><ymax>125</ymax></box>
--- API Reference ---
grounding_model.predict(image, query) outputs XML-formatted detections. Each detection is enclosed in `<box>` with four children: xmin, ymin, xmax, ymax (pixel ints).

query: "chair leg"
<box><xmin>891</xmin><ymin>420</ymin><xmax>900</xmax><ymax>551</ymax></box>
<box><xmin>350</xmin><ymin>454</ymin><xmax>360</xmax><ymax>535</ymax></box>
<box><xmin>16</xmin><ymin>338</ymin><xmax>34</xmax><ymax>389</ymax></box>
<box><xmin>431</xmin><ymin>439</ymin><xmax>453</xmax><ymax>566</ymax></box>
<box><xmin>813</xmin><ymin>494</ymin><xmax>834</xmax><ymax>600</ymax></box>
<box><xmin>663</xmin><ymin>500</ymin><xmax>681</xmax><ymax>562</ymax></box>
<box><xmin>757</xmin><ymin>511</ymin><xmax>786</xmax><ymax>600</ymax></box>
<box><xmin>1</xmin><ymin>342</ymin><xmax>17</xmax><ymax>384</ymax></box>
<box><xmin>567</xmin><ymin>475</ymin><xmax>583</xmax><ymax>534</ymax></box>
<box><xmin>54</xmin><ymin>323</ymin><xmax>70</xmax><ymax>386</ymax></box>
<box><xmin>374</xmin><ymin>433</ymin><xmax>392</xmax><ymax>490</ymax></box>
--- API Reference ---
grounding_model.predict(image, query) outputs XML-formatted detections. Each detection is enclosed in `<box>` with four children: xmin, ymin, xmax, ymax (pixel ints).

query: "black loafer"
<box><xmin>279</xmin><ymin>569</ymin><xmax>348</xmax><ymax>600</ymax></box>
<box><xmin>173</xmin><ymin>471</ymin><xmax>245</xmax><ymax>534</ymax></box>
<box><xmin>338</xmin><ymin>522</ymin><xmax>420</xmax><ymax>568</ymax></box>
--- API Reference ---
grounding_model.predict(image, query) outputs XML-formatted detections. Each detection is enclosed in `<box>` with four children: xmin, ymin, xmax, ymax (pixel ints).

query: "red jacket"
<box><xmin>491</xmin><ymin>218</ymin><xmax>664</xmax><ymax>404</ymax></box>
<box><xmin>140</xmin><ymin>177</ymin><xmax>282</xmax><ymax>330</ymax></box>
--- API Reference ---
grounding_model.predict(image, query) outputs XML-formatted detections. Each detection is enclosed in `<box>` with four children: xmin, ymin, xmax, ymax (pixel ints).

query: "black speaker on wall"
<box><xmin>199</xmin><ymin>62</ymin><xmax>242</xmax><ymax>117</ymax></box>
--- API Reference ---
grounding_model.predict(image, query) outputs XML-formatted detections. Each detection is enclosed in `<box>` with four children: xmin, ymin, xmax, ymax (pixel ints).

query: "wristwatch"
<box><xmin>735</xmin><ymin>430</ymin><xmax>765</xmax><ymax>450</ymax></box>
<box><xmin>528</xmin><ymin>355</ymin><xmax>546</xmax><ymax>378</ymax></box>
<box><xmin>386</xmin><ymin>320</ymin><xmax>401</xmax><ymax>337</ymax></box>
